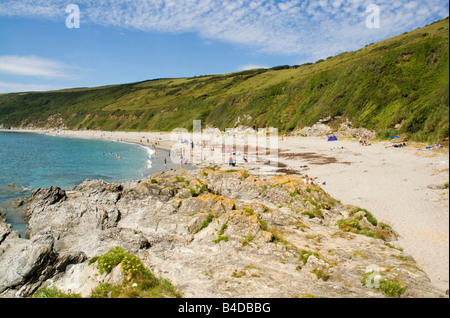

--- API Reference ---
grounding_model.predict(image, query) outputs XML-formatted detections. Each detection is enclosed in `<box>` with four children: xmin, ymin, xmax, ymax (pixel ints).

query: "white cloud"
<box><xmin>0</xmin><ymin>55</ymin><xmax>74</xmax><ymax>78</ymax></box>
<box><xmin>0</xmin><ymin>81</ymin><xmax>62</xmax><ymax>94</ymax></box>
<box><xmin>0</xmin><ymin>0</ymin><xmax>448</xmax><ymax>59</ymax></box>
<box><xmin>238</xmin><ymin>64</ymin><xmax>269</xmax><ymax>71</ymax></box>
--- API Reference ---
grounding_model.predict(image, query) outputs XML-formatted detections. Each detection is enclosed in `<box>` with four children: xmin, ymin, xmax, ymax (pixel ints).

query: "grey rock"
<box><xmin>0</xmin><ymin>169</ymin><xmax>446</xmax><ymax>298</ymax></box>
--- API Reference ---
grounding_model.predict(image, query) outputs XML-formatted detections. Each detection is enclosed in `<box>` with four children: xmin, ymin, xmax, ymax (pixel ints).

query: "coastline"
<box><xmin>3</xmin><ymin>127</ymin><xmax>449</xmax><ymax>293</ymax></box>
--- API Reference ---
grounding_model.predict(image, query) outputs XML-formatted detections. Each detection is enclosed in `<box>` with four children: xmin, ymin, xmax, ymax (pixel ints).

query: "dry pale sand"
<box><xmin>276</xmin><ymin>136</ymin><xmax>449</xmax><ymax>293</ymax></box>
<box><xmin>18</xmin><ymin>128</ymin><xmax>450</xmax><ymax>293</ymax></box>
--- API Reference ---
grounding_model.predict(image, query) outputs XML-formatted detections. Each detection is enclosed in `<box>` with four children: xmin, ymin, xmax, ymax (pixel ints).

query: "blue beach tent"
<box><xmin>327</xmin><ymin>135</ymin><xmax>338</xmax><ymax>141</ymax></box>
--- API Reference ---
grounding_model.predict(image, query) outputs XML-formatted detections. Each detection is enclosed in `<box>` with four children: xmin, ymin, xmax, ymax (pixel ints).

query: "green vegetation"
<box><xmin>336</xmin><ymin>217</ymin><xmax>393</xmax><ymax>241</ymax></box>
<box><xmin>31</xmin><ymin>286</ymin><xmax>81</xmax><ymax>298</ymax></box>
<box><xmin>242</xmin><ymin>235</ymin><xmax>255</xmax><ymax>246</ymax></box>
<box><xmin>175</xmin><ymin>176</ymin><xmax>190</xmax><ymax>185</ymax></box>
<box><xmin>361</xmin><ymin>272</ymin><xmax>406</xmax><ymax>298</ymax></box>
<box><xmin>213</xmin><ymin>236</ymin><xmax>229</xmax><ymax>244</ymax></box>
<box><xmin>378</xmin><ymin>279</ymin><xmax>406</xmax><ymax>298</ymax></box>
<box><xmin>196</xmin><ymin>213</ymin><xmax>214</xmax><ymax>233</ymax></box>
<box><xmin>32</xmin><ymin>247</ymin><xmax>182</xmax><ymax>298</ymax></box>
<box><xmin>350</xmin><ymin>207</ymin><xmax>378</xmax><ymax>226</ymax></box>
<box><xmin>257</xmin><ymin>215</ymin><xmax>268</xmax><ymax>231</ymax></box>
<box><xmin>243</xmin><ymin>207</ymin><xmax>255</xmax><ymax>216</ymax></box>
<box><xmin>299</xmin><ymin>250</ymin><xmax>320</xmax><ymax>266</ymax></box>
<box><xmin>311</xmin><ymin>268</ymin><xmax>330</xmax><ymax>281</ymax></box>
<box><xmin>213</xmin><ymin>222</ymin><xmax>229</xmax><ymax>243</ymax></box>
<box><xmin>88</xmin><ymin>247</ymin><xmax>182</xmax><ymax>298</ymax></box>
<box><xmin>0</xmin><ymin>19</ymin><xmax>448</xmax><ymax>143</ymax></box>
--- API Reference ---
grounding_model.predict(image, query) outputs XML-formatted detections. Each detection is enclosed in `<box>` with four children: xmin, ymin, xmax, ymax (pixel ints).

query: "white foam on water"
<box><xmin>142</xmin><ymin>146</ymin><xmax>155</xmax><ymax>169</ymax></box>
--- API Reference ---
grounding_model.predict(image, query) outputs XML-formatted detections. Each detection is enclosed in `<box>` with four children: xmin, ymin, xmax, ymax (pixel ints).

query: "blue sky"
<box><xmin>0</xmin><ymin>0</ymin><xmax>448</xmax><ymax>93</ymax></box>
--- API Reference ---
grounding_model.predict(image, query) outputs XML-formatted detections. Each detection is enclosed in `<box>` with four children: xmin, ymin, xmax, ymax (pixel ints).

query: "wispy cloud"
<box><xmin>0</xmin><ymin>55</ymin><xmax>74</xmax><ymax>78</ymax></box>
<box><xmin>238</xmin><ymin>64</ymin><xmax>269</xmax><ymax>71</ymax></box>
<box><xmin>0</xmin><ymin>1</ymin><xmax>448</xmax><ymax>59</ymax></box>
<box><xmin>0</xmin><ymin>81</ymin><xmax>63</xmax><ymax>94</ymax></box>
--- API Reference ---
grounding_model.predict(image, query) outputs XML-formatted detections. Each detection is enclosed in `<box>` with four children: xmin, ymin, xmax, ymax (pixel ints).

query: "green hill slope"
<box><xmin>0</xmin><ymin>18</ymin><xmax>448</xmax><ymax>142</ymax></box>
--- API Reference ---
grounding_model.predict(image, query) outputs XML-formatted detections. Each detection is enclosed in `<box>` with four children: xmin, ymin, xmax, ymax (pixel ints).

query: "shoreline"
<box><xmin>2</xmin><ymin>127</ymin><xmax>449</xmax><ymax>293</ymax></box>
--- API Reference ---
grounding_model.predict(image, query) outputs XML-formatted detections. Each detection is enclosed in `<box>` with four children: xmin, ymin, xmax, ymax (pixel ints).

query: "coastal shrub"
<box><xmin>31</xmin><ymin>286</ymin><xmax>81</xmax><ymax>298</ymax></box>
<box><xmin>361</xmin><ymin>273</ymin><xmax>405</xmax><ymax>298</ymax></box>
<box><xmin>89</xmin><ymin>246</ymin><xmax>127</xmax><ymax>274</ymax></box>
<box><xmin>376</xmin><ymin>128</ymin><xmax>399</xmax><ymax>140</ymax></box>
<box><xmin>350</xmin><ymin>207</ymin><xmax>378</xmax><ymax>226</ymax></box>
<box><xmin>302</xmin><ymin>211</ymin><xmax>316</xmax><ymax>219</ymax></box>
<box><xmin>378</xmin><ymin>279</ymin><xmax>406</xmax><ymax>297</ymax></box>
<box><xmin>337</xmin><ymin>218</ymin><xmax>393</xmax><ymax>241</ymax></box>
<box><xmin>337</xmin><ymin>219</ymin><xmax>362</xmax><ymax>232</ymax></box>
<box><xmin>299</xmin><ymin>250</ymin><xmax>319</xmax><ymax>265</ymax></box>
<box><xmin>89</xmin><ymin>247</ymin><xmax>182</xmax><ymax>298</ymax></box>
<box><xmin>302</xmin><ymin>210</ymin><xmax>322</xmax><ymax>219</ymax></box>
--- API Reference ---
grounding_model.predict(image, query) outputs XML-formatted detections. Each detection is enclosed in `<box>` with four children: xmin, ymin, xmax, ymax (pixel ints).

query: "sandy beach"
<box><xmin>11</xmin><ymin>128</ymin><xmax>450</xmax><ymax>293</ymax></box>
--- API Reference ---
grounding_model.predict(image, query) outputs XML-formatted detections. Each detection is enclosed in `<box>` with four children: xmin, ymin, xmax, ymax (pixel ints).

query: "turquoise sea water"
<box><xmin>0</xmin><ymin>131</ymin><xmax>189</xmax><ymax>236</ymax></box>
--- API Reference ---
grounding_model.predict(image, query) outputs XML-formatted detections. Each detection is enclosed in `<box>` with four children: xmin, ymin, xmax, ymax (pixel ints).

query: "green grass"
<box><xmin>0</xmin><ymin>18</ymin><xmax>448</xmax><ymax>143</ymax></box>
<box><xmin>195</xmin><ymin>213</ymin><xmax>214</xmax><ymax>233</ymax></box>
<box><xmin>361</xmin><ymin>272</ymin><xmax>406</xmax><ymax>298</ymax></box>
<box><xmin>350</xmin><ymin>207</ymin><xmax>378</xmax><ymax>226</ymax></box>
<box><xmin>298</xmin><ymin>250</ymin><xmax>320</xmax><ymax>266</ymax></box>
<box><xmin>88</xmin><ymin>247</ymin><xmax>182</xmax><ymax>298</ymax></box>
<box><xmin>32</xmin><ymin>247</ymin><xmax>182</xmax><ymax>298</ymax></box>
<box><xmin>31</xmin><ymin>286</ymin><xmax>81</xmax><ymax>298</ymax></box>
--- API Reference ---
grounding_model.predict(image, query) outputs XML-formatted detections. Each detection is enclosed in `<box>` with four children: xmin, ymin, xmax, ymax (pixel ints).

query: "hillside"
<box><xmin>0</xmin><ymin>18</ymin><xmax>448</xmax><ymax>142</ymax></box>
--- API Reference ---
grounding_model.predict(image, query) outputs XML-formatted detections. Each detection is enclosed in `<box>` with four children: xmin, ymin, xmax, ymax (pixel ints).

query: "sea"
<box><xmin>0</xmin><ymin>131</ymin><xmax>190</xmax><ymax>237</ymax></box>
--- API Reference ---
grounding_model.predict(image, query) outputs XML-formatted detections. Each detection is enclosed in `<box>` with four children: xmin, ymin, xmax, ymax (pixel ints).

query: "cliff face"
<box><xmin>0</xmin><ymin>169</ymin><xmax>445</xmax><ymax>298</ymax></box>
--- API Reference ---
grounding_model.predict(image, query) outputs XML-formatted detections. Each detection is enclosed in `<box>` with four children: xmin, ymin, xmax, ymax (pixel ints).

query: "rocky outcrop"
<box><xmin>295</xmin><ymin>119</ymin><xmax>376</xmax><ymax>139</ymax></box>
<box><xmin>0</xmin><ymin>213</ymin><xmax>11</xmax><ymax>244</ymax></box>
<box><xmin>0</xmin><ymin>169</ymin><xmax>446</xmax><ymax>298</ymax></box>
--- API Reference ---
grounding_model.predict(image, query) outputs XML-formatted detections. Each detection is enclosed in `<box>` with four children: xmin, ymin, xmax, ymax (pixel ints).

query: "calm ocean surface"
<box><xmin>0</xmin><ymin>131</ymin><xmax>189</xmax><ymax>236</ymax></box>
